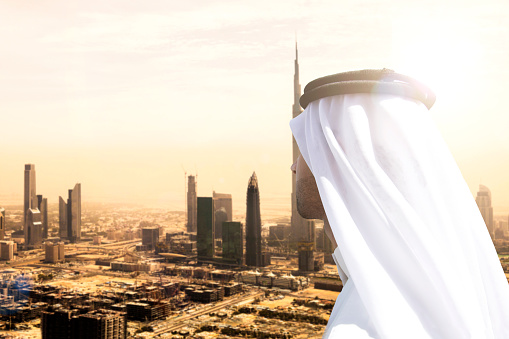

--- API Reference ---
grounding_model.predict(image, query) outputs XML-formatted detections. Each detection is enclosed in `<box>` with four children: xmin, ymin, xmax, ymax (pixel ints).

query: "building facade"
<box><xmin>290</xmin><ymin>45</ymin><xmax>315</xmax><ymax>271</ymax></box>
<box><xmin>141</xmin><ymin>228</ymin><xmax>159</xmax><ymax>250</ymax></box>
<box><xmin>0</xmin><ymin>207</ymin><xmax>5</xmax><ymax>240</ymax></box>
<box><xmin>42</xmin><ymin>308</ymin><xmax>127</xmax><ymax>339</ymax></box>
<box><xmin>245</xmin><ymin>172</ymin><xmax>262</xmax><ymax>267</ymax></box>
<box><xmin>45</xmin><ymin>242</ymin><xmax>65</xmax><ymax>263</ymax></box>
<box><xmin>187</xmin><ymin>175</ymin><xmax>197</xmax><ymax>233</ymax></box>
<box><xmin>26</xmin><ymin>208</ymin><xmax>43</xmax><ymax>247</ymax></box>
<box><xmin>213</xmin><ymin>191</ymin><xmax>232</xmax><ymax>239</ymax></box>
<box><xmin>476</xmin><ymin>184</ymin><xmax>494</xmax><ymax>238</ymax></box>
<box><xmin>59</xmin><ymin>197</ymin><xmax>68</xmax><ymax>239</ymax></box>
<box><xmin>0</xmin><ymin>241</ymin><xmax>14</xmax><ymax>261</ymax></box>
<box><xmin>37</xmin><ymin>195</ymin><xmax>48</xmax><ymax>239</ymax></box>
<box><xmin>68</xmin><ymin>183</ymin><xmax>81</xmax><ymax>242</ymax></box>
<box><xmin>214</xmin><ymin>208</ymin><xmax>228</xmax><ymax>240</ymax></box>
<box><xmin>24</xmin><ymin>164</ymin><xmax>40</xmax><ymax>245</ymax></box>
<box><xmin>222</xmin><ymin>221</ymin><xmax>243</xmax><ymax>265</ymax></box>
<box><xmin>59</xmin><ymin>183</ymin><xmax>81</xmax><ymax>243</ymax></box>
<box><xmin>197</xmin><ymin>197</ymin><xmax>215</xmax><ymax>260</ymax></box>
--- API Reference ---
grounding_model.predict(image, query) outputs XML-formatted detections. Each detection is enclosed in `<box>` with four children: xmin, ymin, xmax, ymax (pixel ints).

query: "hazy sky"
<box><xmin>1</xmin><ymin>0</ymin><xmax>509</xmax><ymax>214</ymax></box>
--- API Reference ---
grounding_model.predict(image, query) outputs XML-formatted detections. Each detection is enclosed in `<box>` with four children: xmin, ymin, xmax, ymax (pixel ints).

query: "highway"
<box><xmin>2</xmin><ymin>239</ymin><xmax>141</xmax><ymax>269</ymax></box>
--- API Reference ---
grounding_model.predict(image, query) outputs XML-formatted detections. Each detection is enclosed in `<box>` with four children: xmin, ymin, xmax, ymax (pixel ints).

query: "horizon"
<box><xmin>1</xmin><ymin>1</ymin><xmax>509</xmax><ymax>215</ymax></box>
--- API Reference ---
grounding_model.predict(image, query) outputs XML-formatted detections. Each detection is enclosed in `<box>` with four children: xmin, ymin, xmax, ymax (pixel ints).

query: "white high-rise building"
<box><xmin>476</xmin><ymin>184</ymin><xmax>494</xmax><ymax>238</ymax></box>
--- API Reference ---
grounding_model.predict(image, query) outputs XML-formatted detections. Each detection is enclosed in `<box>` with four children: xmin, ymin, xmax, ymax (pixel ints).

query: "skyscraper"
<box><xmin>24</xmin><ymin>164</ymin><xmax>38</xmax><ymax>244</ymax></box>
<box><xmin>197</xmin><ymin>197</ymin><xmax>215</xmax><ymax>260</ymax></box>
<box><xmin>245</xmin><ymin>172</ymin><xmax>262</xmax><ymax>267</ymax></box>
<box><xmin>37</xmin><ymin>195</ymin><xmax>48</xmax><ymax>239</ymax></box>
<box><xmin>213</xmin><ymin>191</ymin><xmax>232</xmax><ymax>239</ymax></box>
<box><xmin>476</xmin><ymin>184</ymin><xmax>494</xmax><ymax>238</ymax></box>
<box><xmin>290</xmin><ymin>44</ymin><xmax>315</xmax><ymax>271</ymax></box>
<box><xmin>59</xmin><ymin>183</ymin><xmax>81</xmax><ymax>243</ymax></box>
<box><xmin>68</xmin><ymin>183</ymin><xmax>81</xmax><ymax>243</ymax></box>
<box><xmin>214</xmin><ymin>208</ymin><xmax>228</xmax><ymax>239</ymax></box>
<box><xmin>26</xmin><ymin>208</ymin><xmax>43</xmax><ymax>246</ymax></box>
<box><xmin>59</xmin><ymin>196</ymin><xmax>68</xmax><ymax>239</ymax></box>
<box><xmin>0</xmin><ymin>208</ymin><xmax>5</xmax><ymax>240</ymax></box>
<box><xmin>142</xmin><ymin>227</ymin><xmax>159</xmax><ymax>250</ymax></box>
<box><xmin>222</xmin><ymin>221</ymin><xmax>243</xmax><ymax>265</ymax></box>
<box><xmin>187</xmin><ymin>175</ymin><xmax>197</xmax><ymax>233</ymax></box>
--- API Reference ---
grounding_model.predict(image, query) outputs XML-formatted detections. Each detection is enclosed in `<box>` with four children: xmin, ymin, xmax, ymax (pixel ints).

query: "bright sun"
<box><xmin>392</xmin><ymin>19</ymin><xmax>481</xmax><ymax>101</ymax></box>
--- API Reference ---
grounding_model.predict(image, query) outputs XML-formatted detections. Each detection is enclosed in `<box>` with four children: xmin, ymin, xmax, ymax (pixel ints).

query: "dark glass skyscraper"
<box><xmin>214</xmin><ymin>208</ymin><xmax>228</xmax><ymax>239</ymax></box>
<box><xmin>222</xmin><ymin>221</ymin><xmax>243</xmax><ymax>265</ymax></box>
<box><xmin>245</xmin><ymin>172</ymin><xmax>262</xmax><ymax>267</ymax></box>
<box><xmin>197</xmin><ymin>197</ymin><xmax>215</xmax><ymax>260</ymax></box>
<box><xmin>213</xmin><ymin>191</ymin><xmax>232</xmax><ymax>239</ymax></box>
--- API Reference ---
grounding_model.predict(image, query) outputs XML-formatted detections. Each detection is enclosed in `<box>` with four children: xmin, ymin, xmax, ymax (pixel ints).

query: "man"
<box><xmin>290</xmin><ymin>69</ymin><xmax>509</xmax><ymax>338</ymax></box>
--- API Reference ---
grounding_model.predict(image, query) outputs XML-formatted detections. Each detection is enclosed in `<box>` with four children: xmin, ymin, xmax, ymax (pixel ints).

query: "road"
<box><xmin>3</xmin><ymin>239</ymin><xmax>141</xmax><ymax>269</ymax></box>
<box><xmin>152</xmin><ymin>290</ymin><xmax>265</xmax><ymax>335</ymax></box>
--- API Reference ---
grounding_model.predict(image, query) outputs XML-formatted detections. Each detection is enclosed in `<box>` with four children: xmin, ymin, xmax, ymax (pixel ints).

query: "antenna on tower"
<box><xmin>295</xmin><ymin>31</ymin><xmax>298</xmax><ymax>59</ymax></box>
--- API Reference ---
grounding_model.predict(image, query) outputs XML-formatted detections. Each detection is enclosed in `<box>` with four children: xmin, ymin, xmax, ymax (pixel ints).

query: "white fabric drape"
<box><xmin>290</xmin><ymin>93</ymin><xmax>509</xmax><ymax>338</ymax></box>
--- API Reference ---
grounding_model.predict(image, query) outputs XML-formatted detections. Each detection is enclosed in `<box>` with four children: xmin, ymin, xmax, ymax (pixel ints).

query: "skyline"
<box><xmin>1</xmin><ymin>1</ymin><xmax>509</xmax><ymax>214</ymax></box>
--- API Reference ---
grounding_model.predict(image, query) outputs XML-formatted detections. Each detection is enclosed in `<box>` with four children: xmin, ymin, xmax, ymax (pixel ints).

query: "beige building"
<box><xmin>476</xmin><ymin>184</ymin><xmax>494</xmax><ymax>237</ymax></box>
<box><xmin>187</xmin><ymin>175</ymin><xmax>197</xmax><ymax>232</ymax></box>
<box><xmin>0</xmin><ymin>241</ymin><xmax>14</xmax><ymax>261</ymax></box>
<box><xmin>45</xmin><ymin>242</ymin><xmax>65</xmax><ymax>263</ymax></box>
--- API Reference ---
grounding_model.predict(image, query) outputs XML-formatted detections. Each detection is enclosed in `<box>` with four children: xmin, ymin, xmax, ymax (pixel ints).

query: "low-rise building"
<box><xmin>0</xmin><ymin>241</ymin><xmax>14</xmax><ymax>261</ymax></box>
<box><xmin>45</xmin><ymin>242</ymin><xmax>65</xmax><ymax>263</ymax></box>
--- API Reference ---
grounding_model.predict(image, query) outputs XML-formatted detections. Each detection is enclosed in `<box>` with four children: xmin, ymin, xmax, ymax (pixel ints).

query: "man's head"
<box><xmin>291</xmin><ymin>155</ymin><xmax>326</xmax><ymax>220</ymax></box>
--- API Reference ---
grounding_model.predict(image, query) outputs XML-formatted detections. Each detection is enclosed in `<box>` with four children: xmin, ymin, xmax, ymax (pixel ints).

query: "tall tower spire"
<box><xmin>291</xmin><ymin>43</ymin><xmax>302</xmax><ymax>238</ymax></box>
<box><xmin>293</xmin><ymin>42</ymin><xmax>301</xmax><ymax>119</ymax></box>
<box><xmin>290</xmin><ymin>42</ymin><xmax>316</xmax><ymax>271</ymax></box>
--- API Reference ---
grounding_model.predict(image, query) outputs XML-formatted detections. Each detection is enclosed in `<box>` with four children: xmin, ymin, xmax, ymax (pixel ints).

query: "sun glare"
<box><xmin>393</xmin><ymin>21</ymin><xmax>481</xmax><ymax>100</ymax></box>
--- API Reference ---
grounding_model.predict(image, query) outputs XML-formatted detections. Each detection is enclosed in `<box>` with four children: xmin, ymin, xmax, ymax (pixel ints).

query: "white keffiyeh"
<box><xmin>290</xmin><ymin>92</ymin><xmax>509</xmax><ymax>338</ymax></box>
